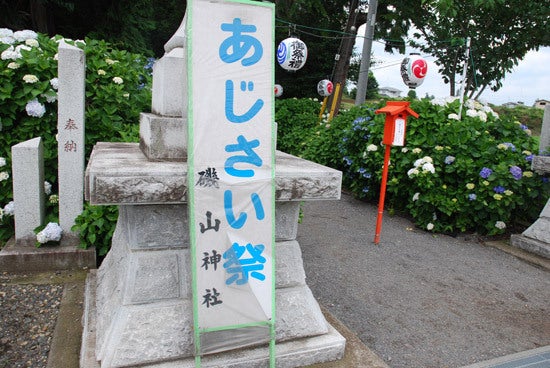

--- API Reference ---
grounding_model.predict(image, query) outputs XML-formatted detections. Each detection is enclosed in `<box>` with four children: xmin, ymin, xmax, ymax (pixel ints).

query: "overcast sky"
<box><xmin>355</xmin><ymin>26</ymin><xmax>550</xmax><ymax>106</ymax></box>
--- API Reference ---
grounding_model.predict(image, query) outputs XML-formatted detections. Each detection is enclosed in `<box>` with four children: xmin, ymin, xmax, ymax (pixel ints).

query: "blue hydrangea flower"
<box><xmin>493</xmin><ymin>186</ymin><xmax>505</xmax><ymax>194</ymax></box>
<box><xmin>525</xmin><ymin>154</ymin><xmax>534</xmax><ymax>162</ymax></box>
<box><xmin>503</xmin><ymin>142</ymin><xmax>516</xmax><ymax>152</ymax></box>
<box><xmin>509</xmin><ymin>166</ymin><xmax>522</xmax><ymax>180</ymax></box>
<box><xmin>343</xmin><ymin>156</ymin><xmax>353</xmax><ymax>166</ymax></box>
<box><xmin>468</xmin><ymin>193</ymin><xmax>477</xmax><ymax>201</ymax></box>
<box><xmin>479</xmin><ymin>167</ymin><xmax>493</xmax><ymax>179</ymax></box>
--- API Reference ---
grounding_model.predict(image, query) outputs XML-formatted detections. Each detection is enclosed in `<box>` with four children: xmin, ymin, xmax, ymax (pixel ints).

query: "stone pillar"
<box><xmin>57</xmin><ymin>41</ymin><xmax>86</xmax><ymax>240</ymax></box>
<box><xmin>11</xmin><ymin>137</ymin><xmax>45</xmax><ymax>245</ymax></box>
<box><xmin>510</xmin><ymin>105</ymin><xmax>550</xmax><ymax>258</ymax></box>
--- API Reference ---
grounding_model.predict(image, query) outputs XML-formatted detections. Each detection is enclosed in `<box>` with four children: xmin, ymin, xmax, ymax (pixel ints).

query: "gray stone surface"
<box><xmin>510</xmin><ymin>234</ymin><xmax>550</xmax><ymax>259</ymax></box>
<box><xmin>11</xmin><ymin>137</ymin><xmax>45</xmax><ymax>245</ymax></box>
<box><xmin>275</xmin><ymin>202</ymin><xmax>300</xmax><ymax>241</ymax></box>
<box><xmin>522</xmin><ymin>217</ymin><xmax>550</xmax><ymax>244</ymax></box>
<box><xmin>139</xmin><ymin>113</ymin><xmax>187</xmax><ymax>161</ymax></box>
<box><xmin>532</xmin><ymin>155</ymin><xmax>550</xmax><ymax>174</ymax></box>
<box><xmin>121</xmin><ymin>204</ymin><xmax>188</xmax><ymax>249</ymax></box>
<box><xmin>151</xmin><ymin>48</ymin><xmax>187</xmax><ymax>117</ymax></box>
<box><xmin>539</xmin><ymin>105</ymin><xmax>550</xmax><ymax>153</ymax></box>
<box><xmin>85</xmin><ymin>143</ymin><xmax>341</xmax><ymax>205</ymax></box>
<box><xmin>57</xmin><ymin>41</ymin><xmax>85</xmax><ymax>234</ymax></box>
<box><xmin>275</xmin><ymin>240</ymin><xmax>306</xmax><ymax>288</ymax></box>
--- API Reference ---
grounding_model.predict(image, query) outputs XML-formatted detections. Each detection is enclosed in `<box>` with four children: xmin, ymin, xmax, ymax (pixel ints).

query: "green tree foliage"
<box><xmin>406</xmin><ymin>0</ymin><xmax>550</xmax><ymax>98</ymax></box>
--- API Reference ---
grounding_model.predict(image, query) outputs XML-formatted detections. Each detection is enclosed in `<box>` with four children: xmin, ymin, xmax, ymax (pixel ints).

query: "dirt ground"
<box><xmin>298</xmin><ymin>193</ymin><xmax>550</xmax><ymax>368</ymax></box>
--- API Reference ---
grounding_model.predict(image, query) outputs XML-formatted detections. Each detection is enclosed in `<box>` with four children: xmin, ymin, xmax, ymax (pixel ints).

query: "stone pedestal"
<box><xmin>510</xmin><ymin>156</ymin><xmax>550</xmax><ymax>259</ymax></box>
<box><xmin>81</xmin><ymin>143</ymin><xmax>345</xmax><ymax>367</ymax></box>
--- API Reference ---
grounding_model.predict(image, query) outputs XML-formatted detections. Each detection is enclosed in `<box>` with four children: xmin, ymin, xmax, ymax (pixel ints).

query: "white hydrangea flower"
<box><xmin>414</xmin><ymin>158</ymin><xmax>424</xmax><ymax>167</ymax></box>
<box><xmin>3</xmin><ymin>201</ymin><xmax>15</xmax><ymax>216</ymax></box>
<box><xmin>477</xmin><ymin>111</ymin><xmax>487</xmax><ymax>122</ymax></box>
<box><xmin>426</xmin><ymin>223</ymin><xmax>434</xmax><ymax>231</ymax></box>
<box><xmin>44</xmin><ymin>181</ymin><xmax>52</xmax><ymax>195</ymax></box>
<box><xmin>366</xmin><ymin>144</ymin><xmax>378</xmax><ymax>152</ymax></box>
<box><xmin>407</xmin><ymin>168</ymin><xmax>419</xmax><ymax>177</ymax></box>
<box><xmin>0</xmin><ymin>28</ymin><xmax>13</xmax><ymax>38</ymax></box>
<box><xmin>422</xmin><ymin>162</ymin><xmax>435</xmax><ymax>174</ymax></box>
<box><xmin>36</xmin><ymin>222</ymin><xmax>63</xmax><ymax>243</ymax></box>
<box><xmin>0</xmin><ymin>36</ymin><xmax>15</xmax><ymax>45</ymax></box>
<box><xmin>412</xmin><ymin>148</ymin><xmax>422</xmax><ymax>154</ymax></box>
<box><xmin>0</xmin><ymin>171</ymin><xmax>9</xmax><ymax>181</ymax></box>
<box><xmin>0</xmin><ymin>157</ymin><xmax>5</xmax><ymax>167</ymax></box>
<box><xmin>105</xmin><ymin>58</ymin><xmax>119</xmax><ymax>65</ymax></box>
<box><xmin>412</xmin><ymin>192</ymin><xmax>420</xmax><ymax>201</ymax></box>
<box><xmin>13</xmin><ymin>30</ymin><xmax>38</xmax><ymax>41</ymax></box>
<box><xmin>465</xmin><ymin>99</ymin><xmax>475</xmax><ymax>109</ymax></box>
<box><xmin>25</xmin><ymin>99</ymin><xmax>46</xmax><ymax>118</ymax></box>
<box><xmin>42</xmin><ymin>92</ymin><xmax>57</xmax><ymax>103</ymax></box>
<box><xmin>25</xmin><ymin>38</ymin><xmax>39</xmax><ymax>47</ymax></box>
<box><xmin>97</xmin><ymin>69</ymin><xmax>106</xmax><ymax>75</ymax></box>
<box><xmin>23</xmin><ymin>74</ymin><xmax>39</xmax><ymax>83</ymax></box>
<box><xmin>15</xmin><ymin>44</ymin><xmax>31</xmax><ymax>53</ymax></box>
<box><xmin>495</xmin><ymin>221</ymin><xmax>506</xmax><ymax>230</ymax></box>
<box><xmin>7</xmin><ymin>61</ymin><xmax>20</xmax><ymax>69</ymax></box>
<box><xmin>112</xmin><ymin>76</ymin><xmax>123</xmax><ymax>84</ymax></box>
<box><xmin>1</xmin><ymin>46</ymin><xmax>20</xmax><ymax>60</ymax></box>
<box><xmin>466</xmin><ymin>109</ymin><xmax>478</xmax><ymax>118</ymax></box>
<box><xmin>448</xmin><ymin>113</ymin><xmax>460</xmax><ymax>120</ymax></box>
<box><xmin>49</xmin><ymin>194</ymin><xmax>59</xmax><ymax>204</ymax></box>
<box><xmin>49</xmin><ymin>77</ymin><xmax>59</xmax><ymax>90</ymax></box>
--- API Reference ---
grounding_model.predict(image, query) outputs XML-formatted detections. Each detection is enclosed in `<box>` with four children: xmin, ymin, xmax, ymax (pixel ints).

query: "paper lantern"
<box><xmin>277</xmin><ymin>37</ymin><xmax>308</xmax><ymax>71</ymax></box>
<box><xmin>317</xmin><ymin>79</ymin><xmax>334</xmax><ymax>97</ymax></box>
<box><xmin>400</xmin><ymin>53</ymin><xmax>428</xmax><ymax>88</ymax></box>
<box><xmin>274</xmin><ymin>84</ymin><xmax>283</xmax><ymax>97</ymax></box>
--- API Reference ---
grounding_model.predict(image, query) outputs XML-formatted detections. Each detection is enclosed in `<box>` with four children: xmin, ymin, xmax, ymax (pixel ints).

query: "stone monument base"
<box><xmin>81</xmin><ymin>271</ymin><xmax>346</xmax><ymax>368</ymax></box>
<box><xmin>0</xmin><ymin>237</ymin><xmax>96</xmax><ymax>272</ymax></box>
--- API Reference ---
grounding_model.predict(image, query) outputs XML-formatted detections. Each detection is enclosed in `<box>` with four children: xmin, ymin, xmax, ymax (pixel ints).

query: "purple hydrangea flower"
<box><xmin>503</xmin><ymin>142</ymin><xmax>516</xmax><ymax>152</ymax></box>
<box><xmin>493</xmin><ymin>186</ymin><xmax>505</xmax><ymax>194</ymax></box>
<box><xmin>479</xmin><ymin>167</ymin><xmax>493</xmax><ymax>179</ymax></box>
<box><xmin>509</xmin><ymin>166</ymin><xmax>522</xmax><ymax>180</ymax></box>
<box><xmin>525</xmin><ymin>154</ymin><xmax>534</xmax><ymax>162</ymax></box>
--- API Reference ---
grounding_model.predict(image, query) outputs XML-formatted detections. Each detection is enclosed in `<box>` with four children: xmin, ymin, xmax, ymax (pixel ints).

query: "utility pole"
<box><xmin>355</xmin><ymin>0</ymin><xmax>378</xmax><ymax>106</ymax></box>
<box><xmin>327</xmin><ymin>0</ymin><xmax>359</xmax><ymax>117</ymax></box>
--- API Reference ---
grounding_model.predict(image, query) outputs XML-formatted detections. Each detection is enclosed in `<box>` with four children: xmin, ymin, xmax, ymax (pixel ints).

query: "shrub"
<box><xmin>277</xmin><ymin>96</ymin><xmax>549</xmax><ymax>236</ymax></box>
<box><xmin>0</xmin><ymin>28</ymin><xmax>152</xmax><ymax>247</ymax></box>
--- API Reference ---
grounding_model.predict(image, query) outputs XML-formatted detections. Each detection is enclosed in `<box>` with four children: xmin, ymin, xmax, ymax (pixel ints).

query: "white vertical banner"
<box><xmin>187</xmin><ymin>0</ymin><xmax>275</xmax><ymax>357</ymax></box>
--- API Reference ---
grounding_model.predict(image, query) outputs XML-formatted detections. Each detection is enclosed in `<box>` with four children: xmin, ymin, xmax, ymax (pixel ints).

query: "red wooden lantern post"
<box><xmin>374</xmin><ymin>101</ymin><xmax>419</xmax><ymax>244</ymax></box>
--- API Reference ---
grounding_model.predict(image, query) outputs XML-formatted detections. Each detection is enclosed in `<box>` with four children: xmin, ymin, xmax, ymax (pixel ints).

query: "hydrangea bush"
<box><xmin>278</xmin><ymin>97</ymin><xmax>549</xmax><ymax>236</ymax></box>
<box><xmin>0</xmin><ymin>28</ymin><xmax>152</xmax><ymax>247</ymax></box>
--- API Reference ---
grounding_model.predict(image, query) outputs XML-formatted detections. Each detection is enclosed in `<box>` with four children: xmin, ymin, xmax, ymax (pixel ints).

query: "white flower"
<box><xmin>15</xmin><ymin>44</ymin><xmax>31</xmax><ymax>53</ymax></box>
<box><xmin>0</xmin><ymin>36</ymin><xmax>15</xmax><ymax>45</ymax></box>
<box><xmin>414</xmin><ymin>158</ymin><xmax>424</xmax><ymax>167</ymax></box>
<box><xmin>97</xmin><ymin>69</ymin><xmax>106</xmax><ymax>75</ymax></box>
<box><xmin>42</xmin><ymin>92</ymin><xmax>57</xmax><ymax>103</ymax></box>
<box><xmin>3</xmin><ymin>201</ymin><xmax>15</xmax><ymax>216</ymax></box>
<box><xmin>36</xmin><ymin>222</ymin><xmax>63</xmax><ymax>243</ymax></box>
<box><xmin>427</xmin><ymin>223</ymin><xmax>434</xmax><ymax>231</ymax></box>
<box><xmin>25</xmin><ymin>38</ymin><xmax>39</xmax><ymax>47</ymax></box>
<box><xmin>49</xmin><ymin>195</ymin><xmax>59</xmax><ymax>204</ymax></box>
<box><xmin>407</xmin><ymin>168</ymin><xmax>419</xmax><ymax>177</ymax></box>
<box><xmin>422</xmin><ymin>156</ymin><xmax>433</xmax><ymax>163</ymax></box>
<box><xmin>53</xmin><ymin>53</ymin><xmax>58</xmax><ymax>60</ymax></box>
<box><xmin>366</xmin><ymin>144</ymin><xmax>378</xmax><ymax>152</ymax></box>
<box><xmin>1</xmin><ymin>46</ymin><xmax>20</xmax><ymax>60</ymax></box>
<box><xmin>448</xmin><ymin>113</ymin><xmax>460</xmax><ymax>120</ymax></box>
<box><xmin>7</xmin><ymin>62</ymin><xmax>20</xmax><ymax>69</ymax></box>
<box><xmin>412</xmin><ymin>192</ymin><xmax>420</xmax><ymax>201</ymax></box>
<box><xmin>0</xmin><ymin>157</ymin><xmax>5</xmax><ymax>167</ymax></box>
<box><xmin>25</xmin><ymin>99</ymin><xmax>46</xmax><ymax>118</ymax></box>
<box><xmin>23</xmin><ymin>74</ymin><xmax>39</xmax><ymax>83</ymax></box>
<box><xmin>13</xmin><ymin>30</ymin><xmax>38</xmax><ymax>42</ymax></box>
<box><xmin>44</xmin><ymin>181</ymin><xmax>52</xmax><ymax>195</ymax></box>
<box><xmin>0</xmin><ymin>28</ymin><xmax>13</xmax><ymax>38</ymax></box>
<box><xmin>477</xmin><ymin>111</ymin><xmax>487</xmax><ymax>122</ymax></box>
<box><xmin>112</xmin><ymin>76</ymin><xmax>123</xmax><ymax>84</ymax></box>
<box><xmin>465</xmin><ymin>99</ymin><xmax>476</xmax><ymax>109</ymax></box>
<box><xmin>105</xmin><ymin>58</ymin><xmax>119</xmax><ymax>65</ymax></box>
<box><xmin>123</xmin><ymin>93</ymin><xmax>130</xmax><ymax>98</ymax></box>
<box><xmin>0</xmin><ymin>171</ymin><xmax>9</xmax><ymax>181</ymax></box>
<box><xmin>49</xmin><ymin>78</ymin><xmax>59</xmax><ymax>90</ymax></box>
<box><xmin>495</xmin><ymin>221</ymin><xmax>506</xmax><ymax>230</ymax></box>
<box><xmin>466</xmin><ymin>109</ymin><xmax>478</xmax><ymax>118</ymax></box>
<box><xmin>422</xmin><ymin>162</ymin><xmax>435</xmax><ymax>174</ymax></box>
<box><xmin>401</xmin><ymin>147</ymin><xmax>408</xmax><ymax>153</ymax></box>
<box><xmin>412</xmin><ymin>147</ymin><xmax>422</xmax><ymax>154</ymax></box>
<box><xmin>0</xmin><ymin>207</ymin><xmax>3</xmax><ymax>221</ymax></box>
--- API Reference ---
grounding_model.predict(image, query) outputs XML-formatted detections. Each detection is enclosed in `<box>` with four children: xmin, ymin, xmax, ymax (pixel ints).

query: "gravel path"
<box><xmin>0</xmin><ymin>273</ymin><xmax>63</xmax><ymax>368</ymax></box>
<box><xmin>298</xmin><ymin>193</ymin><xmax>550</xmax><ymax>368</ymax></box>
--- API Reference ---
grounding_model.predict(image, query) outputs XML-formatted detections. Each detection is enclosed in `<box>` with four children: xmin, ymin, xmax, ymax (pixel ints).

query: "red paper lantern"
<box><xmin>400</xmin><ymin>53</ymin><xmax>428</xmax><ymax>88</ymax></box>
<box><xmin>274</xmin><ymin>84</ymin><xmax>283</xmax><ymax>97</ymax></box>
<box><xmin>317</xmin><ymin>79</ymin><xmax>334</xmax><ymax>97</ymax></box>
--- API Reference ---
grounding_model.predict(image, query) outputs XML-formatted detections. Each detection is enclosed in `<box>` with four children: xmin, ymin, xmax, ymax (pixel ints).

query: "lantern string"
<box><xmin>275</xmin><ymin>17</ymin><xmax>465</xmax><ymax>50</ymax></box>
